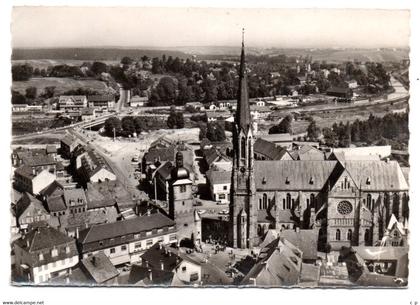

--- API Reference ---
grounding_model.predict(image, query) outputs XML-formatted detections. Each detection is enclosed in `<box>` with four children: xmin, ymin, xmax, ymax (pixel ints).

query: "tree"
<box><xmin>121</xmin><ymin>116</ymin><xmax>135</xmax><ymax>136</ymax></box>
<box><xmin>11</xmin><ymin>90</ymin><xmax>27</xmax><ymax>105</ymax></box>
<box><xmin>322</xmin><ymin>127</ymin><xmax>337</xmax><ymax>147</ymax></box>
<box><xmin>133</xmin><ymin>116</ymin><xmax>145</xmax><ymax>134</ymax></box>
<box><xmin>167</xmin><ymin>108</ymin><xmax>184</xmax><ymax>129</ymax></box>
<box><xmin>269</xmin><ymin>115</ymin><xmax>292</xmax><ymax>134</ymax></box>
<box><xmin>104</xmin><ymin>117</ymin><xmax>122</xmax><ymax>137</ymax></box>
<box><xmin>206</xmin><ymin>122</ymin><xmax>226</xmax><ymax>142</ymax></box>
<box><xmin>91</xmin><ymin>61</ymin><xmax>108</xmax><ymax>75</ymax></box>
<box><xmin>154</xmin><ymin>77</ymin><xmax>177</xmax><ymax>105</ymax></box>
<box><xmin>121</xmin><ymin>56</ymin><xmax>133</xmax><ymax>65</ymax></box>
<box><xmin>25</xmin><ymin>87</ymin><xmax>37</xmax><ymax>99</ymax></box>
<box><xmin>41</xmin><ymin>86</ymin><xmax>56</xmax><ymax>99</ymax></box>
<box><xmin>306</xmin><ymin>119</ymin><xmax>320</xmax><ymax>140</ymax></box>
<box><xmin>12</xmin><ymin>64</ymin><xmax>33</xmax><ymax>81</ymax></box>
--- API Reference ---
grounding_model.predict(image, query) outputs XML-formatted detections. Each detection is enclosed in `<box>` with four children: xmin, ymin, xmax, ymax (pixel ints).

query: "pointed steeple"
<box><xmin>236</xmin><ymin>28</ymin><xmax>251</xmax><ymax>132</ymax></box>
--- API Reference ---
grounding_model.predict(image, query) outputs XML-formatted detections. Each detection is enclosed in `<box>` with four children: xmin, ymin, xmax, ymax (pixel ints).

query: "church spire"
<box><xmin>236</xmin><ymin>28</ymin><xmax>251</xmax><ymax>132</ymax></box>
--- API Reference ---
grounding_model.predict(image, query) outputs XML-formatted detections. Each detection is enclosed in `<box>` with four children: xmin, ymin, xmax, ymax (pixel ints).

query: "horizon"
<box><xmin>12</xmin><ymin>7</ymin><xmax>410</xmax><ymax>49</ymax></box>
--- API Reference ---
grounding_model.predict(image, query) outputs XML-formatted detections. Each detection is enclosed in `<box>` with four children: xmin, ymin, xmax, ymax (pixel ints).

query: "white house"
<box><xmin>14</xmin><ymin>166</ymin><xmax>57</xmax><ymax>195</ymax></box>
<box><xmin>206</xmin><ymin>169</ymin><xmax>231</xmax><ymax>204</ymax></box>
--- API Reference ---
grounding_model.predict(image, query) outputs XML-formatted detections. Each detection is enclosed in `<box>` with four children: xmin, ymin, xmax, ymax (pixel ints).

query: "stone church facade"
<box><xmin>229</xmin><ymin>39</ymin><xmax>409</xmax><ymax>251</ymax></box>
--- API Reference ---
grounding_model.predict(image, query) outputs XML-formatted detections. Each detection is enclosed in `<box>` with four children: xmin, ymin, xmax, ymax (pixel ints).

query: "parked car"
<box><xmin>218</xmin><ymin>209</ymin><xmax>229</xmax><ymax>215</ymax></box>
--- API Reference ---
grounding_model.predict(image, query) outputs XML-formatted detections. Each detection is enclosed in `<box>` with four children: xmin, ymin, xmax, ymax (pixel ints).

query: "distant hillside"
<box><xmin>12</xmin><ymin>48</ymin><xmax>190</xmax><ymax>61</ymax></box>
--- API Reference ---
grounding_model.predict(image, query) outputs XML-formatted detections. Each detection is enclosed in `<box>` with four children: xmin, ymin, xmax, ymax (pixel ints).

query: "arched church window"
<box><xmin>336</xmin><ymin>229</ymin><xmax>341</xmax><ymax>241</ymax></box>
<box><xmin>241</xmin><ymin>137</ymin><xmax>246</xmax><ymax>160</ymax></box>
<box><xmin>364</xmin><ymin>229</ymin><xmax>370</xmax><ymax>245</ymax></box>
<box><xmin>283</xmin><ymin>199</ymin><xmax>286</xmax><ymax>210</ymax></box>
<box><xmin>286</xmin><ymin>194</ymin><xmax>291</xmax><ymax>209</ymax></box>
<box><xmin>310</xmin><ymin>194</ymin><xmax>315</xmax><ymax>208</ymax></box>
<box><xmin>347</xmin><ymin>229</ymin><xmax>352</xmax><ymax>241</ymax></box>
<box><xmin>259</xmin><ymin>198</ymin><xmax>262</xmax><ymax>210</ymax></box>
<box><xmin>263</xmin><ymin>193</ymin><xmax>268</xmax><ymax>209</ymax></box>
<box><xmin>367</xmin><ymin>194</ymin><xmax>372</xmax><ymax>210</ymax></box>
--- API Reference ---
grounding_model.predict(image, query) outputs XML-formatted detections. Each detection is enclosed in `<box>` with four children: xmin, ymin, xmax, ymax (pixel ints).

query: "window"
<box><xmin>135</xmin><ymin>242</ymin><xmax>142</xmax><ymax>249</ymax></box>
<box><xmin>259</xmin><ymin>198</ymin><xmax>262</xmax><ymax>210</ymax></box>
<box><xmin>347</xmin><ymin>229</ymin><xmax>352</xmax><ymax>241</ymax></box>
<box><xmin>146</xmin><ymin>239</ymin><xmax>153</xmax><ymax>246</ymax></box>
<box><xmin>283</xmin><ymin>199</ymin><xmax>286</xmax><ymax>210</ymax></box>
<box><xmin>337</xmin><ymin>201</ymin><xmax>353</xmax><ymax>215</ymax></box>
<box><xmin>134</xmin><ymin>234</ymin><xmax>140</xmax><ymax>239</ymax></box>
<box><xmin>39</xmin><ymin>253</ymin><xmax>44</xmax><ymax>261</ymax></box>
<box><xmin>65</xmin><ymin>246</ymin><xmax>70</xmax><ymax>254</ymax></box>
<box><xmin>219</xmin><ymin>194</ymin><xmax>225</xmax><ymax>200</ymax></box>
<box><xmin>190</xmin><ymin>273</ymin><xmax>199</xmax><ymax>282</ymax></box>
<box><xmin>51</xmin><ymin>248</ymin><xmax>58</xmax><ymax>257</ymax></box>
<box><xmin>146</xmin><ymin>231</ymin><xmax>152</xmax><ymax>236</ymax></box>
<box><xmin>286</xmin><ymin>194</ymin><xmax>291</xmax><ymax>209</ymax></box>
<box><xmin>393</xmin><ymin>231</ymin><xmax>399</xmax><ymax>238</ymax></box>
<box><xmin>170</xmin><ymin>234</ymin><xmax>177</xmax><ymax>241</ymax></box>
<box><xmin>110</xmin><ymin>248</ymin><xmax>116</xmax><ymax>254</ymax></box>
<box><xmin>310</xmin><ymin>194</ymin><xmax>316</xmax><ymax>208</ymax></box>
<box><xmin>263</xmin><ymin>194</ymin><xmax>268</xmax><ymax>209</ymax></box>
<box><xmin>180</xmin><ymin>185</ymin><xmax>187</xmax><ymax>193</ymax></box>
<box><xmin>182</xmin><ymin>266</ymin><xmax>187</xmax><ymax>272</ymax></box>
<box><xmin>367</xmin><ymin>194</ymin><xmax>372</xmax><ymax>210</ymax></box>
<box><xmin>223</xmin><ymin>185</ymin><xmax>228</xmax><ymax>190</ymax></box>
<box><xmin>336</xmin><ymin>229</ymin><xmax>341</xmax><ymax>241</ymax></box>
<box><xmin>121</xmin><ymin>245</ymin><xmax>127</xmax><ymax>251</ymax></box>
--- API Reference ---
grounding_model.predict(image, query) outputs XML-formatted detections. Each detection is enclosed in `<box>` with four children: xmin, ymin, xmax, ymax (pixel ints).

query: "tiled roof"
<box><xmin>63</xmin><ymin>188</ymin><xmax>87</xmax><ymax>206</ymax></box>
<box><xmin>254</xmin><ymin>160</ymin><xmax>338</xmax><ymax>191</ymax></box>
<box><xmin>254</xmin><ymin>138</ymin><xmax>289</xmax><ymax>160</ymax></box>
<box><xmin>46</xmin><ymin>195</ymin><xmax>67</xmax><ymax>213</ymax></box>
<box><xmin>46</xmin><ymin>145</ymin><xmax>57</xmax><ymax>154</ymax></box>
<box><xmin>39</xmin><ymin>180</ymin><xmax>64</xmax><ymax>197</ymax></box>
<box><xmin>85</xmin><ymin>180</ymin><xmax>132</xmax><ymax>209</ymax></box>
<box><xmin>206</xmin><ymin>169</ymin><xmax>231</xmax><ymax>185</ymax></box>
<box><xmin>87</xmin><ymin>94</ymin><xmax>114</xmax><ymax>102</ymax></box>
<box><xmin>143</xmin><ymin>146</ymin><xmax>175</xmax><ymax>163</ymax></box>
<box><xmin>279</xmin><ymin>229</ymin><xmax>319</xmax><ymax>261</ymax></box>
<box><xmin>292</xmin><ymin>145</ymin><xmax>325</xmax><ymax>161</ymax></box>
<box><xmin>81</xmin><ymin>251</ymin><xmax>119</xmax><ymax>284</ymax></box>
<box><xmin>155</xmin><ymin>161</ymin><xmax>174</xmax><ymax>180</ymax></box>
<box><xmin>14</xmin><ymin>165</ymin><xmax>43</xmax><ymax>180</ymax></box>
<box><xmin>343</xmin><ymin>160</ymin><xmax>409</xmax><ymax>191</ymax></box>
<box><xmin>78</xmin><ymin>213</ymin><xmax>175</xmax><ymax>244</ymax></box>
<box><xmin>15</xmin><ymin>192</ymin><xmax>47</xmax><ymax>220</ymax></box>
<box><xmin>127</xmin><ymin>263</ymin><xmax>174</xmax><ymax>285</ymax></box>
<box><xmin>260</xmin><ymin>133</ymin><xmax>293</xmax><ymax>143</ymax></box>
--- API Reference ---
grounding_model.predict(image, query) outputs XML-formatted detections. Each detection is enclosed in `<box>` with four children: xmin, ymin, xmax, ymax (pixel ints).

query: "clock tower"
<box><xmin>229</xmin><ymin>30</ymin><xmax>258</xmax><ymax>249</ymax></box>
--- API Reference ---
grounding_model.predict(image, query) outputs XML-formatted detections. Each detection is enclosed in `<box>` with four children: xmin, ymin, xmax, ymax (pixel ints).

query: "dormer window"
<box><xmin>39</xmin><ymin>253</ymin><xmax>44</xmax><ymax>261</ymax></box>
<box><xmin>285</xmin><ymin>177</ymin><xmax>290</xmax><ymax>185</ymax></box>
<box><xmin>51</xmin><ymin>248</ymin><xmax>58</xmax><ymax>257</ymax></box>
<box><xmin>309</xmin><ymin>177</ymin><xmax>314</xmax><ymax>185</ymax></box>
<box><xmin>65</xmin><ymin>246</ymin><xmax>70</xmax><ymax>254</ymax></box>
<box><xmin>262</xmin><ymin>177</ymin><xmax>266</xmax><ymax>185</ymax></box>
<box><xmin>366</xmin><ymin>177</ymin><xmax>371</xmax><ymax>185</ymax></box>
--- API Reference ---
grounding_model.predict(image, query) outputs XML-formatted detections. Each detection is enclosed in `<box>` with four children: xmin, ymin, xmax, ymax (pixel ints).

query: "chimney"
<box><xmin>68</xmin><ymin>268</ymin><xmax>72</xmax><ymax>275</ymax></box>
<box><xmin>147</xmin><ymin>209</ymin><xmax>151</xmax><ymax>216</ymax></box>
<box><xmin>385</xmin><ymin>157</ymin><xmax>390</xmax><ymax>163</ymax></box>
<box><xmin>148</xmin><ymin>269</ymin><xmax>153</xmax><ymax>282</ymax></box>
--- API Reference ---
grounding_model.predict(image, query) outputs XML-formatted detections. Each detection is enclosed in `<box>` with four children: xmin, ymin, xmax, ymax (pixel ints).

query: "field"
<box><xmin>12</xmin><ymin>77</ymin><xmax>111</xmax><ymax>95</ymax></box>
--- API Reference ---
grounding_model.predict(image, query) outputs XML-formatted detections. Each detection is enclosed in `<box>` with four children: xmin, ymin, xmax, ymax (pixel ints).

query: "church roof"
<box><xmin>254</xmin><ymin>160</ymin><xmax>338</xmax><ymax>191</ymax></box>
<box><xmin>343</xmin><ymin>160</ymin><xmax>409</xmax><ymax>191</ymax></box>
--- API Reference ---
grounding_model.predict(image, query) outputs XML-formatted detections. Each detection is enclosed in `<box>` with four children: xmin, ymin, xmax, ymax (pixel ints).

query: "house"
<box><xmin>60</xmin><ymin>134</ymin><xmax>81</xmax><ymax>159</ymax></box>
<box><xmin>203</xmin><ymin>147</ymin><xmax>232</xmax><ymax>171</ymax></box>
<box><xmin>279</xmin><ymin>228</ymin><xmax>319</xmax><ymax>263</ymax></box>
<box><xmin>341</xmin><ymin>246</ymin><xmax>409</xmax><ymax>287</ymax></box>
<box><xmin>13</xmin><ymin>226</ymin><xmax>79</xmax><ymax>284</ymax></box>
<box><xmin>12</xmin><ymin>149</ymin><xmax>57</xmax><ymax>173</ymax></box>
<box><xmin>130</xmin><ymin>95</ymin><xmax>148</xmax><ymax>107</ymax></box>
<box><xmin>254</xmin><ymin>138</ymin><xmax>293</xmax><ymax>161</ymax></box>
<box><xmin>14</xmin><ymin>166</ymin><xmax>56</xmax><ymax>195</ymax></box>
<box><xmin>76</xmin><ymin>149</ymin><xmax>116</xmax><ymax>185</ymax></box>
<box><xmin>240</xmin><ymin>238</ymin><xmax>303</xmax><ymax>286</ymax></box>
<box><xmin>379</xmin><ymin>214</ymin><xmax>408</xmax><ymax>247</ymax></box>
<box><xmin>49</xmin><ymin>251</ymin><xmax>120</xmax><ymax>286</ymax></box>
<box><xmin>81</xmin><ymin>108</ymin><xmax>96</xmax><ymax>121</ymax></box>
<box><xmin>206</xmin><ymin>111</ymin><xmax>231</xmax><ymax>122</ymax></box>
<box><xmin>326</xmin><ymin>86</ymin><xmax>353</xmax><ymax>99</ymax></box>
<box><xmin>135</xmin><ymin>243</ymin><xmax>202</xmax><ymax>286</ymax></box>
<box><xmin>206</xmin><ymin>169</ymin><xmax>231</xmax><ymax>204</ymax></box>
<box><xmin>45</xmin><ymin>145</ymin><xmax>58</xmax><ymax>160</ymax></box>
<box><xmin>12</xmin><ymin>104</ymin><xmax>29</xmax><ymax>112</ymax></box>
<box><xmin>85</xmin><ymin>180</ymin><xmax>133</xmax><ymax>210</ymax></box>
<box><xmin>330</xmin><ymin>145</ymin><xmax>391</xmax><ymax>160</ymax></box>
<box><xmin>142</xmin><ymin>145</ymin><xmax>176</xmax><ymax>180</ymax></box>
<box><xmin>58</xmin><ymin>95</ymin><xmax>87</xmax><ymax>111</ymax></box>
<box><xmin>77</xmin><ymin>213</ymin><xmax>178</xmax><ymax>266</ymax></box>
<box><xmin>260</xmin><ymin>133</ymin><xmax>294</xmax><ymax>149</ymax></box>
<box><xmin>347</xmin><ymin>80</ymin><xmax>359</xmax><ymax>89</ymax></box>
<box><xmin>87</xmin><ymin>94</ymin><xmax>115</xmax><ymax>109</ymax></box>
<box><xmin>290</xmin><ymin>145</ymin><xmax>325</xmax><ymax>161</ymax></box>
<box><xmin>14</xmin><ymin>192</ymin><xmax>51</xmax><ymax>230</ymax></box>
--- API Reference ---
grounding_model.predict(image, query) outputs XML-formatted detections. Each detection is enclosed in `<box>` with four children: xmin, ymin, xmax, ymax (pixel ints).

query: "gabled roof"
<box><xmin>14</xmin><ymin>226</ymin><xmax>75</xmax><ymax>252</ymax></box>
<box><xmin>279</xmin><ymin>229</ymin><xmax>319</xmax><ymax>261</ymax></box>
<box><xmin>154</xmin><ymin>161</ymin><xmax>174</xmax><ymax>180</ymax></box>
<box><xmin>63</xmin><ymin>188</ymin><xmax>87</xmax><ymax>206</ymax></box>
<box><xmin>87</xmin><ymin>94</ymin><xmax>115</xmax><ymax>102</ymax></box>
<box><xmin>80</xmin><ymin>251</ymin><xmax>119</xmax><ymax>284</ymax></box>
<box><xmin>292</xmin><ymin>145</ymin><xmax>325</xmax><ymax>161</ymax></box>
<box><xmin>343</xmin><ymin>160</ymin><xmax>409</xmax><ymax>191</ymax></box>
<box><xmin>254</xmin><ymin>160</ymin><xmax>338</xmax><ymax>191</ymax></box>
<box><xmin>39</xmin><ymin>180</ymin><xmax>64</xmax><ymax>197</ymax></box>
<box><xmin>254</xmin><ymin>138</ymin><xmax>289</xmax><ymax>160</ymax></box>
<box><xmin>78</xmin><ymin>213</ymin><xmax>175</xmax><ymax>244</ymax></box>
<box><xmin>85</xmin><ymin>180</ymin><xmax>131</xmax><ymax>209</ymax></box>
<box><xmin>61</xmin><ymin>134</ymin><xmax>77</xmax><ymax>146</ymax></box>
<box><xmin>386</xmin><ymin>214</ymin><xmax>406</xmax><ymax>235</ymax></box>
<box><xmin>206</xmin><ymin>169</ymin><xmax>231</xmax><ymax>185</ymax></box>
<box><xmin>143</xmin><ymin>146</ymin><xmax>175</xmax><ymax>163</ymax></box>
<box><xmin>127</xmin><ymin>263</ymin><xmax>174</xmax><ymax>286</ymax></box>
<box><xmin>260</xmin><ymin>133</ymin><xmax>293</xmax><ymax>143</ymax></box>
<box><xmin>15</xmin><ymin>166</ymin><xmax>48</xmax><ymax>180</ymax></box>
<box><xmin>15</xmin><ymin>192</ymin><xmax>48</xmax><ymax>220</ymax></box>
<box><xmin>46</xmin><ymin>195</ymin><xmax>67</xmax><ymax>213</ymax></box>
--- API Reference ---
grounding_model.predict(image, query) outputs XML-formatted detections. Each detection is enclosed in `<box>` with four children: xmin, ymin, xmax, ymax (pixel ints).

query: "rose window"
<box><xmin>337</xmin><ymin>201</ymin><xmax>353</xmax><ymax>215</ymax></box>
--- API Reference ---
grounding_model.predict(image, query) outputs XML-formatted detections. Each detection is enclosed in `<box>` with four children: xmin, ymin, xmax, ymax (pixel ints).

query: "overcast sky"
<box><xmin>11</xmin><ymin>7</ymin><xmax>410</xmax><ymax>49</ymax></box>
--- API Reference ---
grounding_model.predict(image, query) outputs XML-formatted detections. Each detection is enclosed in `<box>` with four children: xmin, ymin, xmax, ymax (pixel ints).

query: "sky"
<box><xmin>11</xmin><ymin>7</ymin><xmax>410</xmax><ymax>49</ymax></box>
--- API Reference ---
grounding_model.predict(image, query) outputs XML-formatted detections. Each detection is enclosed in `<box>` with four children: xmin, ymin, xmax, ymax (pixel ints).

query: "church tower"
<box><xmin>169</xmin><ymin>152</ymin><xmax>197</xmax><ymax>243</ymax></box>
<box><xmin>229</xmin><ymin>30</ymin><xmax>258</xmax><ymax>249</ymax></box>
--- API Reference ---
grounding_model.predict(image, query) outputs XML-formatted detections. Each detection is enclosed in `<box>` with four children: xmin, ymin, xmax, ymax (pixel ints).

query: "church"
<box><xmin>229</xmin><ymin>37</ymin><xmax>409</xmax><ymax>251</ymax></box>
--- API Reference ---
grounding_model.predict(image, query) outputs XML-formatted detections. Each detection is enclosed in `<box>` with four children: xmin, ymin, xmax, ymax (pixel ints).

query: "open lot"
<box><xmin>12</xmin><ymin>77</ymin><xmax>111</xmax><ymax>95</ymax></box>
